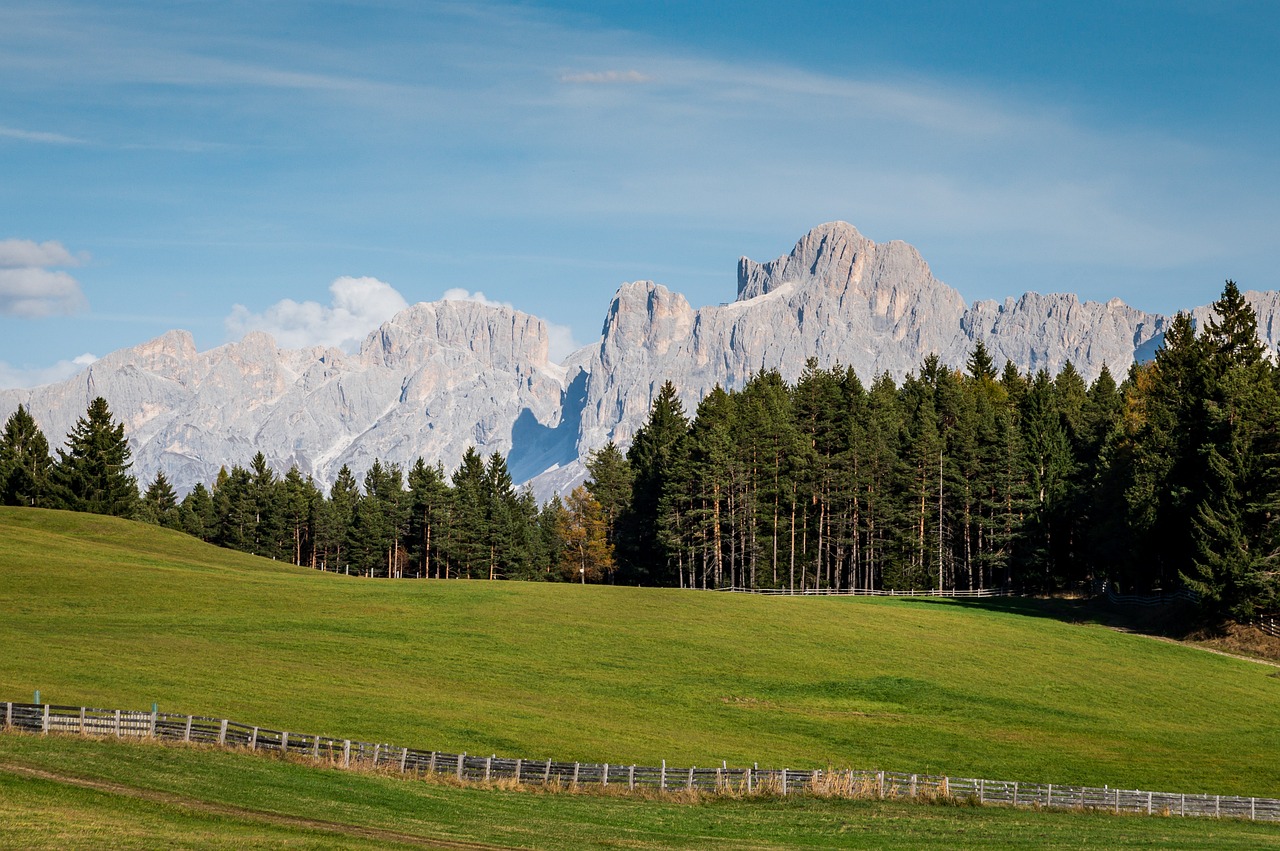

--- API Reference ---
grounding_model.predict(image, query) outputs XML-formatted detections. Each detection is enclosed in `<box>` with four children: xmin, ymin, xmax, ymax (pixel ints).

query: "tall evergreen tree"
<box><xmin>618</xmin><ymin>381</ymin><xmax>689</xmax><ymax>585</ymax></box>
<box><xmin>49</xmin><ymin>397</ymin><xmax>138</xmax><ymax>516</ymax></box>
<box><xmin>0</xmin><ymin>405</ymin><xmax>52</xmax><ymax>507</ymax></box>
<box><xmin>406</xmin><ymin>458</ymin><xmax>451</xmax><ymax>578</ymax></box>
<box><xmin>139</xmin><ymin>470</ymin><xmax>179</xmax><ymax>528</ymax></box>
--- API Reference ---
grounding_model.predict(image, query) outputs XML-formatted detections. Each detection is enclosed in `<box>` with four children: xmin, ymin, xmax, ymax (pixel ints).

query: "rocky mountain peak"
<box><xmin>3</xmin><ymin>222</ymin><xmax>1277</xmax><ymax>503</ymax></box>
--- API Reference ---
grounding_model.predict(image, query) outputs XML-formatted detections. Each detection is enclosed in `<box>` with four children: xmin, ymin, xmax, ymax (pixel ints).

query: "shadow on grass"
<box><xmin>903</xmin><ymin>595</ymin><xmax>1202</xmax><ymax>638</ymax></box>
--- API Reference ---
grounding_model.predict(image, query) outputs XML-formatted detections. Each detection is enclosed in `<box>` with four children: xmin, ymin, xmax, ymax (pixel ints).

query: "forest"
<box><xmin>2</xmin><ymin>282</ymin><xmax>1276</xmax><ymax>621</ymax></box>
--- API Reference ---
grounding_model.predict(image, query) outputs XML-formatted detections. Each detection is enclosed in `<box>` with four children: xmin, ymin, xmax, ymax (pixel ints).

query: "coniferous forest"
<box><xmin>2</xmin><ymin>282</ymin><xmax>1277</xmax><ymax>622</ymax></box>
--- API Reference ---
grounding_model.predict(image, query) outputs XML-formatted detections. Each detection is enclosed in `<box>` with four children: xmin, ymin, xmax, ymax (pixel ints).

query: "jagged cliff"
<box><xmin>2</xmin><ymin>222</ymin><xmax>1273</xmax><ymax>498</ymax></box>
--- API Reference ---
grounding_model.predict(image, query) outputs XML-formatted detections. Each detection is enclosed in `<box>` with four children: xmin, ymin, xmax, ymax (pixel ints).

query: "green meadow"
<box><xmin>3</xmin><ymin>506</ymin><xmax>1280</xmax><ymax>801</ymax></box>
<box><xmin>3</xmin><ymin>735</ymin><xmax>1279</xmax><ymax>850</ymax></box>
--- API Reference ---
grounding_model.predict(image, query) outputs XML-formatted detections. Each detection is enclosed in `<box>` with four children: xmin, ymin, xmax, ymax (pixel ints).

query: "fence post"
<box><xmin>183</xmin><ymin>715</ymin><xmax>192</xmax><ymax>743</ymax></box>
<box><xmin>1115</xmin><ymin>788</ymin><xmax>1120</xmax><ymax>814</ymax></box>
<box><xmin>41</xmin><ymin>704</ymin><xmax>49</xmax><ymax>734</ymax></box>
<box><xmin>1252</xmin><ymin>797</ymin><xmax>1257</xmax><ymax>820</ymax></box>
<box><xmin>543</xmin><ymin>758</ymin><xmax>551</xmax><ymax>784</ymax></box>
<box><xmin>400</xmin><ymin>747</ymin><xmax>408</xmax><ymax>774</ymax></box>
<box><xmin>250</xmin><ymin>727</ymin><xmax>258</xmax><ymax>751</ymax></box>
<box><xmin>942</xmin><ymin>776</ymin><xmax>949</xmax><ymax>799</ymax></box>
<box><xmin>572</xmin><ymin>762</ymin><xmax>579</xmax><ymax>787</ymax></box>
<box><xmin>218</xmin><ymin>719</ymin><xmax>227</xmax><ymax>746</ymax></box>
<box><xmin>1147</xmin><ymin>791</ymin><xmax>1153</xmax><ymax>815</ymax></box>
<box><xmin>312</xmin><ymin>737</ymin><xmax>320</xmax><ymax>760</ymax></box>
<box><xmin>4</xmin><ymin>702</ymin><xmax>10</xmax><ymax>727</ymax></box>
<box><xmin>343</xmin><ymin>740</ymin><xmax>351</xmax><ymax>768</ymax></box>
<box><xmin>603</xmin><ymin>763</ymin><xmax>609</xmax><ymax>787</ymax></box>
<box><xmin>281</xmin><ymin>732</ymin><xmax>289</xmax><ymax>753</ymax></box>
<box><xmin>660</xmin><ymin>760</ymin><xmax>666</xmax><ymax>791</ymax></box>
<box><xmin>629</xmin><ymin>764</ymin><xmax>635</xmax><ymax>791</ymax></box>
<box><xmin>515</xmin><ymin>758</ymin><xmax>522</xmax><ymax>783</ymax></box>
<box><xmin>1012</xmin><ymin>781</ymin><xmax>1018</xmax><ymax>807</ymax></box>
<box><xmin>687</xmin><ymin>766</ymin><xmax>695</xmax><ymax>791</ymax></box>
<box><xmin>80</xmin><ymin>707</ymin><xmax>86</xmax><ymax>736</ymax></box>
<box><xmin>485</xmin><ymin>756</ymin><xmax>492</xmax><ymax>782</ymax></box>
<box><xmin>428</xmin><ymin>752</ymin><xmax>437</xmax><ymax>774</ymax></box>
<box><xmin>114</xmin><ymin>709</ymin><xmax>121</xmax><ymax>738</ymax></box>
<box><xmin>149</xmin><ymin>708</ymin><xmax>157</xmax><ymax>738</ymax></box>
<box><xmin>456</xmin><ymin>752</ymin><xmax>465</xmax><ymax>780</ymax></box>
<box><xmin>1216</xmin><ymin>795</ymin><xmax>1220</xmax><ymax>816</ymax></box>
<box><xmin>746</xmin><ymin>766</ymin><xmax>753</xmax><ymax>793</ymax></box>
<box><xmin>877</xmin><ymin>770</ymin><xmax>884</xmax><ymax>799</ymax></box>
<box><xmin>782</xmin><ymin>769</ymin><xmax>788</xmax><ymax>796</ymax></box>
<box><xmin>979</xmin><ymin>778</ymin><xmax>985</xmax><ymax>805</ymax></box>
<box><xmin>373</xmin><ymin>744</ymin><xmax>380</xmax><ymax>766</ymax></box>
<box><xmin>1047</xmin><ymin>783</ymin><xmax>1052</xmax><ymax>808</ymax></box>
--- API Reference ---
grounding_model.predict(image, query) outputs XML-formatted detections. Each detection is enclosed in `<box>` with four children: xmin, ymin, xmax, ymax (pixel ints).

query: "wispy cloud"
<box><xmin>0</xmin><ymin>239</ymin><xmax>88</xmax><ymax>317</ymax></box>
<box><xmin>225</xmin><ymin>276</ymin><xmax>408</xmax><ymax>351</ymax></box>
<box><xmin>558</xmin><ymin>70</ymin><xmax>651</xmax><ymax>85</ymax></box>
<box><xmin>0</xmin><ymin>125</ymin><xmax>85</xmax><ymax>145</ymax></box>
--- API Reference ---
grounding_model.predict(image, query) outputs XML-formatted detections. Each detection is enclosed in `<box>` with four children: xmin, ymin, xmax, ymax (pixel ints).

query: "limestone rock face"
<box><xmin>1</xmin><ymin>301</ymin><xmax>575</xmax><ymax>496</ymax></box>
<box><xmin>2</xmin><ymin>221</ymin><xmax>1275</xmax><ymax>501</ymax></box>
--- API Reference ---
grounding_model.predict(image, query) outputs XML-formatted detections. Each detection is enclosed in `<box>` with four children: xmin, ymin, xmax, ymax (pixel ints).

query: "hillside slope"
<box><xmin>3</xmin><ymin>507</ymin><xmax>1279</xmax><ymax>796</ymax></box>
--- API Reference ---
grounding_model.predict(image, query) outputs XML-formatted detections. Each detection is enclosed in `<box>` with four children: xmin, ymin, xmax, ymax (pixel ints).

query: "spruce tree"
<box><xmin>0</xmin><ymin>404</ymin><xmax>52</xmax><ymax>507</ymax></box>
<box><xmin>618</xmin><ymin>381</ymin><xmax>689</xmax><ymax>585</ymax></box>
<box><xmin>49</xmin><ymin>397</ymin><xmax>138</xmax><ymax>516</ymax></box>
<box><xmin>407</xmin><ymin>458</ymin><xmax>451</xmax><ymax>578</ymax></box>
<box><xmin>139</xmin><ymin>470</ymin><xmax>179</xmax><ymax>528</ymax></box>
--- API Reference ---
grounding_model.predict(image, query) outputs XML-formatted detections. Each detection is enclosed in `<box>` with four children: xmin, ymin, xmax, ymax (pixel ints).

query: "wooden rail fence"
<box><xmin>713</xmin><ymin>586</ymin><xmax>1015</xmax><ymax>598</ymax></box>
<box><xmin>4</xmin><ymin>701</ymin><xmax>1276</xmax><ymax>822</ymax></box>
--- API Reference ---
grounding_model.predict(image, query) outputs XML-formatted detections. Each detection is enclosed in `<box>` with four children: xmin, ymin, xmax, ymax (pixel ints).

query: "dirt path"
<box><xmin>0</xmin><ymin>761</ymin><xmax>515</xmax><ymax>849</ymax></box>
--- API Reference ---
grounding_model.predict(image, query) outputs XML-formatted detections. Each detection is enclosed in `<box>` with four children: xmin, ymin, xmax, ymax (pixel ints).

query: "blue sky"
<box><xmin>2</xmin><ymin>0</ymin><xmax>1278</xmax><ymax>387</ymax></box>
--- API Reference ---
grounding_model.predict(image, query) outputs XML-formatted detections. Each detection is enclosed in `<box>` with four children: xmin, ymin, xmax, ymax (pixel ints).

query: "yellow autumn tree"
<box><xmin>559</xmin><ymin>485</ymin><xmax>613</xmax><ymax>583</ymax></box>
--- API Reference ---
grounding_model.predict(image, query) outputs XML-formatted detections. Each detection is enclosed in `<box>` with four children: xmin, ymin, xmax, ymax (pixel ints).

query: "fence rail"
<box><xmin>712</xmin><ymin>586</ymin><xmax>1015</xmax><ymax>598</ymax></box>
<box><xmin>4</xmin><ymin>701</ymin><xmax>1276</xmax><ymax>822</ymax></box>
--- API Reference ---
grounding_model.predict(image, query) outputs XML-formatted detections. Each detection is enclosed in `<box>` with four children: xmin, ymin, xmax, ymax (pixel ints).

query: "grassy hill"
<box><xmin>5</xmin><ymin>734</ymin><xmax>1279</xmax><ymax>850</ymax></box>
<box><xmin>3</xmin><ymin>506</ymin><xmax>1280</xmax><ymax>798</ymax></box>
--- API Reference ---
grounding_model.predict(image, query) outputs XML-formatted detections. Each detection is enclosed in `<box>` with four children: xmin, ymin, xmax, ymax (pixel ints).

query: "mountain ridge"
<box><xmin>2</xmin><ymin>221</ymin><xmax>1273</xmax><ymax>499</ymax></box>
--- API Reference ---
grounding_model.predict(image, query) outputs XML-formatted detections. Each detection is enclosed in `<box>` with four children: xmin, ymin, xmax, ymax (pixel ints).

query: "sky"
<box><xmin>2</xmin><ymin>0</ymin><xmax>1279</xmax><ymax>388</ymax></box>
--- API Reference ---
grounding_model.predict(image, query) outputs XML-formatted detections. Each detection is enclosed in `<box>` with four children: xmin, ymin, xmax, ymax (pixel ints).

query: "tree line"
<box><xmin>2</xmin><ymin>281</ymin><xmax>1275</xmax><ymax>620</ymax></box>
<box><xmin>0</xmin><ymin>399</ymin><xmax>611</xmax><ymax>582</ymax></box>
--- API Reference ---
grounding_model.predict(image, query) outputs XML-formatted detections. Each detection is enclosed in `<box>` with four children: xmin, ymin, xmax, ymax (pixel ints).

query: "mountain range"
<box><xmin>4</xmin><ymin>221</ymin><xmax>1277</xmax><ymax>500</ymax></box>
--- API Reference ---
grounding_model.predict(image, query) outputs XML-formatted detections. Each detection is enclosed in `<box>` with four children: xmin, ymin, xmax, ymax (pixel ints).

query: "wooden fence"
<box><xmin>4</xmin><ymin>701</ymin><xmax>1278</xmax><ymax>822</ymax></box>
<box><xmin>713</xmin><ymin>586</ymin><xmax>1015</xmax><ymax>598</ymax></box>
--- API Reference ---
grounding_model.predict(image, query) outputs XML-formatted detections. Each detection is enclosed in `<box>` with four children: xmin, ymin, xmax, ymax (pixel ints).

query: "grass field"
<box><xmin>3</xmin><ymin>506</ymin><xmax>1280</xmax><ymax>802</ymax></box>
<box><xmin>3</xmin><ymin>734</ymin><xmax>1280</xmax><ymax>850</ymax></box>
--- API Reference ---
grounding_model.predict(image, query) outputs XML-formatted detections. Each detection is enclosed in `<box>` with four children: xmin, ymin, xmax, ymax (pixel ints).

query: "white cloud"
<box><xmin>545</xmin><ymin>322</ymin><xmax>581</xmax><ymax>363</ymax></box>
<box><xmin>0</xmin><ymin>239</ymin><xmax>88</xmax><ymax>317</ymax></box>
<box><xmin>0</xmin><ymin>238</ymin><xmax>81</xmax><ymax>268</ymax></box>
<box><xmin>0</xmin><ymin>353</ymin><xmax>96</xmax><ymax>390</ymax></box>
<box><xmin>441</xmin><ymin>288</ymin><xmax>512</xmax><ymax>309</ymax></box>
<box><xmin>225</xmin><ymin>276</ymin><xmax>408</xmax><ymax>351</ymax></box>
<box><xmin>558</xmin><ymin>70</ymin><xmax>651</xmax><ymax>85</ymax></box>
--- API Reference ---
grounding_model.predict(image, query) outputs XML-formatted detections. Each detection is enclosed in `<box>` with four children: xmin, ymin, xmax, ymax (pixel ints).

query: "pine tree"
<box><xmin>449</xmin><ymin>448</ymin><xmax>490</xmax><ymax>578</ymax></box>
<box><xmin>560</xmin><ymin>485</ymin><xmax>612</xmax><ymax>582</ymax></box>
<box><xmin>407</xmin><ymin>458</ymin><xmax>450</xmax><ymax>578</ymax></box>
<box><xmin>49</xmin><ymin>397</ymin><xmax>138</xmax><ymax>516</ymax></box>
<box><xmin>0</xmin><ymin>405</ymin><xmax>52</xmax><ymax>507</ymax></box>
<box><xmin>319</xmin><ymin>465</ymin><xmax>360</xmax><ymax>573</ymax></box>
<box><xmin>139</xmin><ymin>470</ymin><xmax>179</xmax><ymax>528</ymax></box>
<box><xmin>179</xmin><ymin>482</ymin><xmax>216</xmax><ymax>541</ymax></box>
<box><xmin>585</xmin><ymin>442</ymin><xmax>632</xmax><ymax>557</ymax></box>
<box><xmin>618</xmin><ymin>381</ymin><xmax>689</xmax><ymax>585</ymax></box>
